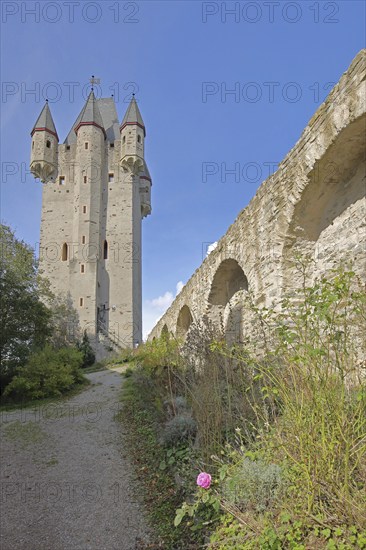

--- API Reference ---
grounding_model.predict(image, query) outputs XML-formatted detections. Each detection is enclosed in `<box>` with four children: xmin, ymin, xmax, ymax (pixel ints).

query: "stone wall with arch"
<box><xmin>148</xmin><ymin>51</ymin><xmax>366</xmax><ymax>346</ymax></box>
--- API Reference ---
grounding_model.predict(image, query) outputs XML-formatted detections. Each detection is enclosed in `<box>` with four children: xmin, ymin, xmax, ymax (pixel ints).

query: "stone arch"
<box><xmin>161</xmin><ymin>324</ymin><xmax>169</xmax><ymax>338</ymax></box>
<box><xmin>207</xmin><ymin>259</ymin><xmax>248</xmax><ymax>330</ymax></box>
<box><xmin>176</xmin><ymin>305</ymin><xmax>193</xmax><ymax>340</ymax></box>
<box><xmin>283</xmin><ymin>113</ymin><xmax>366</xmax><ymax>290</ymax></box>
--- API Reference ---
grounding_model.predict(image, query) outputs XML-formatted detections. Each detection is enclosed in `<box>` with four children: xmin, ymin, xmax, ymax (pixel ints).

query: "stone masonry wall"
<box><xmin>148</xmin><ymin>50</ymin><xmax>366</xmax><ymax>344</ymax></box>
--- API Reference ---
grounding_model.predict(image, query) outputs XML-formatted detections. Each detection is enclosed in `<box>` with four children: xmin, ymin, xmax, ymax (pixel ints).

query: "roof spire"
<box><xmin>74</xmin><ymin>90</ymin><xmax>106</xmax><ymax>138</ymax></box>
<box><xmin>31</xmin><ymin>101</ymin><xmax>58</xmax><ymax>140</ymax></box>
<box><xmin>120</xmin><ymin>95</ymin><xmax>146</xmax><ymax>136</ymax></box>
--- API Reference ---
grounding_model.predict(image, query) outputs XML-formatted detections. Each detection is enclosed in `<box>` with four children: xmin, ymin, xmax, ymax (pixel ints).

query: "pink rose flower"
<box><xmin>196</xmin><ymin>472</ymin><xmax>212</xmax><ymax>489</ymax></box>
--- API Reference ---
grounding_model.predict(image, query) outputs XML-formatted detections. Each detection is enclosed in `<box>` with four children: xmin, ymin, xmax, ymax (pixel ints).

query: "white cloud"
<box><xmin>142</xmin><ymin>280</ymin><xmax>185</xmax><ymax>340</ymax></box>
<box><xmin>206</xmin><ymin>241</ymin><xmax>218</xmax><ymax>255</ymax></box>
<box><xmin>150</xmin><ymin>291</ymin><xmax>174</xmax><ymax>309</ymax></box>
<box><xmin>176</xmin><ymin>281</ymin><xmax>184</xmax><ymax>295</ymax></box>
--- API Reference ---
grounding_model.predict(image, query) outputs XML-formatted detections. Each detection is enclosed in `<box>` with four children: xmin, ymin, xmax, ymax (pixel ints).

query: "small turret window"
<box><xmin>83</xmin><ymin>176</ymin><xmax>87</xmax><ymax>184</ymax></box>
<box><xmin>59</xmin><ymin>176</ymin><xmax>65</xmax><ymax>185</ymax></box>
<box><xmin>81</xmin><ymin>264</ymin><xmax>85</xmax><ymax>274</ymax></box>
<box><xmin>108</xmin><ymin>173</ymin><xmax>114</xmax><ymax>183</ymax></box>
<box><xmin>79</xmin><ymin>298</ymin><xmax>84</xmax><ymax>307</ymax></box>
<box><xmin>61</xmin><ymin>243</ymin><xmax>68</xmax><ymax>261</ymax></box>
<box><xmin>82</xmin><ymin>206</ymin><xmax>87</xmax><ymax>214</ymax></box>
<box><xmin>85</xmin><ymin>142</ymin><xmax>89</xmax><ymax>150</ymax></box>
<box><xmin>103</xmin><ymin>240</ymin><xmax>108</xmax><ymax>260</ymax></box>
<box><xmin>137</xmin><ymin>135</ymin><xmax>141</xmax><ymax>143</ymax></box>
<box><xmin>32</xmin><ymin>141</ymin><xmax>34</xmax><ymax>149</ymax></box>
<box><xmin>66</xmin><ymin>145</ymin><xmax>70</xmax><ymax>151</ymax></box>
<box><xmin>82</xmin><ymin>236</ymin><xmax>86</xmax><ymax>244</ymax></box>
<box><xmin>110</xmin><ymin>142</ymin><xmax>114</xmax><ymax>148</ymax></box>
<box><xmin>46</xmin><ymin>140</ymin><xmax>51</xmax><ymax>148</ymax></box>
<box><xmin>122</xmin><ymin>136</ymin><xmax>126</xmax><ymax>144</ymax></box>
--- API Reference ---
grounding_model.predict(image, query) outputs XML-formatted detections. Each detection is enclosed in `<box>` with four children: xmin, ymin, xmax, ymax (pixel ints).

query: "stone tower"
<box><xmin>30</xmin><ymin>92</ymin><xmax>152</xmax><ymax>349</ymax></box>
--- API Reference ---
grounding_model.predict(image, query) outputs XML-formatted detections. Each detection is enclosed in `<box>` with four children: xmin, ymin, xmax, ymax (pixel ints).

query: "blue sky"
<box><xmin>1</xmin><ymin>0</ymin><xmax>365</xmax><ymax>337</ymax></box>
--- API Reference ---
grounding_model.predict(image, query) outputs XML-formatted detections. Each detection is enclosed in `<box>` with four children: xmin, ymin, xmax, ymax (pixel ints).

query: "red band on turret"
<box><xmin>74</xmin><ymin>121</ymin><xmax>106</xmax><ymax>139</ymax></box>
<box><xmin>31</xmin><ymin>127</ymin><xmax>59</xmax><ymax>140</ymax></box>
<box><xmin>120</xmin><ymin>121</ymin><xmax>146</xmax><ymax>137</ymax></box>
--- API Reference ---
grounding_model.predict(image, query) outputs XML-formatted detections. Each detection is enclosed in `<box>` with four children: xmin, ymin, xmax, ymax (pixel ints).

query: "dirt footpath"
<box><xmin>0</xmin><ymin>369</ymin><xmax>151</xmax><ymax>550</ymax></box>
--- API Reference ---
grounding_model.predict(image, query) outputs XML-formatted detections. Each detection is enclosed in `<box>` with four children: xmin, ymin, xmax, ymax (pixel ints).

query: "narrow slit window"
<box><xmin>83</xmin><ymin>176</ymin><xmax>87</xmax><ymax>184</ymax></box>
<box><xmin>103</xmin><ymin>240</ymin><xmax>108</xmax><ymax>260</ymax></box>
<box><xmin>82</xmin><ymin>206</ymin><xmax>87</xmax><ymax>214</ymax></box>
<box><xmin>59</xmin><ymin>176</ymin><xmax>65</xmax><ymax>185</ymax></box>
<box><xmin>137</xmin><ymin>135</ymin><xmax>141</xmax><ymax>143</ymax></box>
<box><xmin>82</xmin><ymin>236</ymin><xmax>86</xmax><ymax>244</ymax></box>
<box><xmin>61</xmin><ymin>243</ymin><xmax>68</xmax><ymax>261</ymax></box>
<box><xmin>122</xmin><ymin>136</ymin><xmax>126</xmax><ymax>144</ymax></box>
<box><xmin>85</xmin><ymin>142</ymin><xmax>89</xmax><ymax>150</ymax></box>
<box><xmin>80</xmin><ymin>264</ymin><xmax>85</xmax><ymax>274</ymax></box>
<box><xmin>79</xmin><ymin>298</ymin><xmax>84</xmax><ymax>307</ymax></box>
<box><xmin>32</xmin><ymin>141</ymin><xmax>34</xmax><ymax>149</ymax></box>
<box><xmin>46</xmin><ymin>140</ymin><xmax>51</xmax><ymax>148</ymax></box>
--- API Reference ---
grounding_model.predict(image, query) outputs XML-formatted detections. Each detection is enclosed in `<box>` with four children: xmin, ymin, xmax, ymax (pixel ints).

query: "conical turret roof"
<box><xmin>120</xmin><ymin>96</ymin><xmax>146</xmax><ymax>136</ymax></box>
<box><xmin>74</xmin><ymin>91</ymin><xmax>106</xmax><ymax>137</ymax></box>
<box><xmin>31</xmin><ymin>101</ymin><xmax>58</xmax><ymax>140</ymax></box>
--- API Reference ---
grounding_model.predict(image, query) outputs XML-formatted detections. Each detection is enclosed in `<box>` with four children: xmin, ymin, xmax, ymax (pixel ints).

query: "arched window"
<box><xmin>61</xmin><ymin>243</ymin><xmax>68</xmax><ymax>261</ymax></box>
<box><xmin>103</xmin><ymin>240</ymin><xmax>108</xmax><ymax>260</ymax></box>
<box><xmin>176</xmin><ymin>305</ymin><xmax>193</xmax><ymax>340</ymax></box>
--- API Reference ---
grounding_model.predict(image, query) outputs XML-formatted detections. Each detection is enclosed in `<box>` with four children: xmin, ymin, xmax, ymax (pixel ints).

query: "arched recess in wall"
<box><xmin>161</xmin><ymin>324</ymin><xmax>169</xmax><ymax>339</ymax></box>
<box><xmin>282</xmin><ymin>113</ymin><xmax>366</xmax><ymax>290</ymax></box>
<box><xmin>61</xmin><ymin>242</ymin><xmax>68</xmax><ymax>261</ymax></box>
<box><xmin>207</xmin><ymin>259</ymin><xmax>248</xmax><ymax>341</ymax></box>
<box><xmin>176</xmin><ymin>305</ymin><xmax>193</xmax><ymax>340</ymax></box>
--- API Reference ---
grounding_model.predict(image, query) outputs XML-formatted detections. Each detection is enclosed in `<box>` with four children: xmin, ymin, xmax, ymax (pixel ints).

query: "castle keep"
<box><xmin>30</xmin><ymin>92</ymin><xmax>152</xmax><ymax>348</ymax></box>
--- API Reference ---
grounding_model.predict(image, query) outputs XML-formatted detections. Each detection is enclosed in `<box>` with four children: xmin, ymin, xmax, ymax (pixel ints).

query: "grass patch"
<box><xmin>117</xmin><ymin>370</ymin><xmax>204</xmax><ymax>549</ymax></box>
<box><xmin>0</xmin><ymin>377</ymin><xmax>90</xmax><ymax>413</ymax></box>
<box><xmin>3</xmin><ymin>420</ymin><xmax>50</xmax><ymax>448</ymax></box>
<box><xmin>82</xmin><ymin>361</ymin><xmax>109</xmax><ymax>374</ymax></box>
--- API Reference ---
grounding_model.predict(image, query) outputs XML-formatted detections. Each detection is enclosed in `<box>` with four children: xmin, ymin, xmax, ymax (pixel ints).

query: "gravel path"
<box><xmin>0</xmin><ymin>370</ymin><xmax>151</xmax><ymax>550</ymax></box>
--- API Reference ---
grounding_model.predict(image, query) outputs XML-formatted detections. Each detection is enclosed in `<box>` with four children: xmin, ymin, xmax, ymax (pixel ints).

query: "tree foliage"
<box><xmin>0</xmin><ymin>224</ymin><xmax>52</xmax><ymax>391</ymax></box>
<box><xmin>4</xmin><ymin>345</ymin><xmax>84</xmax><ymax>401</ymax></box>
<box><xmin>48</xmin><ymin>292</ymin><xmax>80</xmax><ymax>349</ymax></box>
<box><xmin>77</xmin><ymin>330</ymin><xmax>96</xmax><ymax>367</ymax></box>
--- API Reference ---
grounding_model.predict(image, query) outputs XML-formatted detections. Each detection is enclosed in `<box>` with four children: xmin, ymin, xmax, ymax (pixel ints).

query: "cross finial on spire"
<box><xmin>90</xmin><ymin>75</ymin><xmax>100</xmax><ymax>92</ymax></box>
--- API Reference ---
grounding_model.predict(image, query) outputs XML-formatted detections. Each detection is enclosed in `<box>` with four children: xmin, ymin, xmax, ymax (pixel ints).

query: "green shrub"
<box><xmin>161</xmin><ymin>414</ymin><xmax>197</xmax><ymax>446</ymax></box>
<box><xmin>221</xmin><ymin>457</ymin><xmax>284</xmax><ymax>513</ymax></box>
<box><xmin>4</xmin><ymin>345</ymin><xmax>84</xmax><ymax>401</ymax></box>
<box><xmin>77</xmin><ymin>331</ymin><xmax>96</xmax><ymax>367</ymax></box>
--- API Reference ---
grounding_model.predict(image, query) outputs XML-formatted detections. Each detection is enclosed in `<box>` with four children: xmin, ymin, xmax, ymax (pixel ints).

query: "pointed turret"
<box><xmin>120</xmin><ymin>96</ymin><xmax>146</xmax><ymax>136</ymax></box>
<box><xmin>120</xmin><ymin>95</ymin><xmax>145</xmax><ymax>174</ymax></box>
<box><xmin>74</xmin><ymin>91</ymin><xmax>106</xmax><ymax>138</ymax></box>
<box><xmin>31</xmin><ymin>101</ymin><xmax>58</xmax><ymax>140</ymax></box>
<box><xmin>30</xmin><ymin>101</ymin><xmax>58</xmax><ymax>183</ymax></box>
